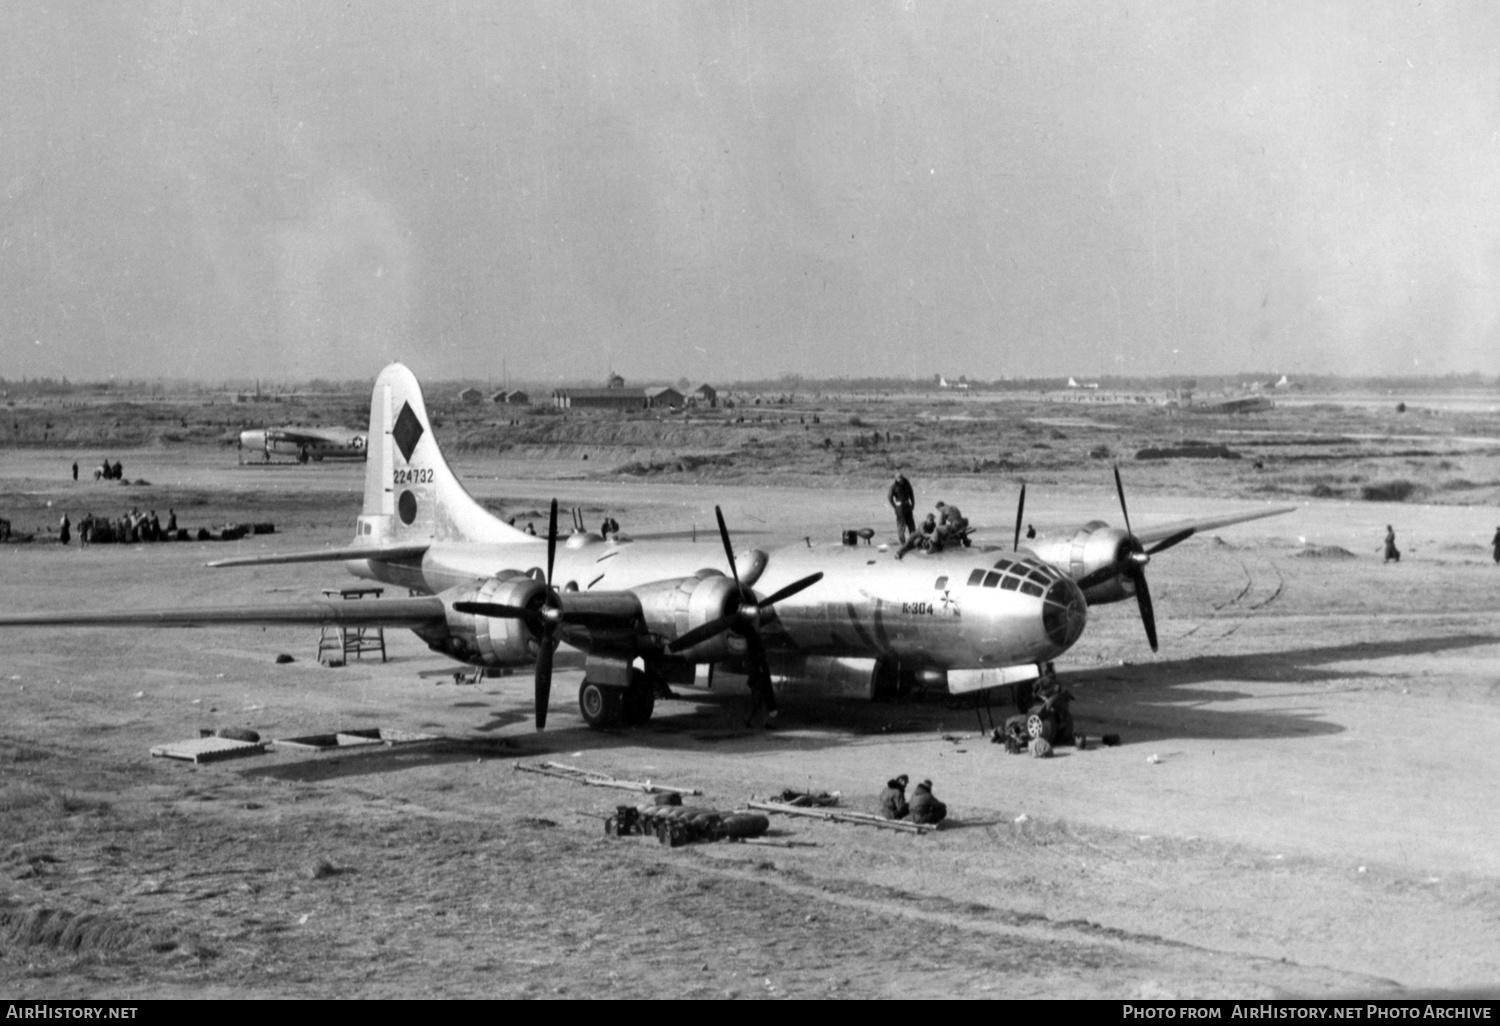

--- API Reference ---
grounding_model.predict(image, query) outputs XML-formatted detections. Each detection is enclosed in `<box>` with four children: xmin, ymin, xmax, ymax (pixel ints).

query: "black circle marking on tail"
<box><xmin>398</xmin><ymin>490</ymin><xmax>418</xmax><ymax>525</ymax></box>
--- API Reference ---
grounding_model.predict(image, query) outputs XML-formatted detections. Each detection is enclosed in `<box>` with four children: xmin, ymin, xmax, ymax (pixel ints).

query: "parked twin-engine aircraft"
<box><xmin>0</xmin><ymin>363</ymin><xmax>1290</xmax><ymax>731</ymax></box>
<box><xmin>238</xmin><ymin>425</ymin><xmax>367</xmax><ymax>463</ymax></box>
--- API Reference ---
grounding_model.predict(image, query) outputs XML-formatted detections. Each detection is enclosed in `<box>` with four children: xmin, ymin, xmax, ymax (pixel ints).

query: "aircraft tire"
<box><xmin>1026</xmin><ymin>712</ymin><xmax>1056</xmax><ymax>743</ymax></box>
<box><xmin>579</xmin><ymin>680</ymin><xmax>624</xmax><ymax>728</ymax></box>
<box><xmin>622</xmin><ymin>670</ymin><xmax>655</xmax><ymax>726</ymax></box>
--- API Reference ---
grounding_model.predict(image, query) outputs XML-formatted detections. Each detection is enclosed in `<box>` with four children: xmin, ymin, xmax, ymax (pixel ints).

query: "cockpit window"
<box><xmin>966</xmin><ymin>569</ymin><xmax>985</xmax><ymax>587</ymax></box>
<box><xmin>983</xmin><ymin>571</ymin><xmax>1002</xmax><ymax>588</ymax></box>
<box><xmin>1019</xmin><ymin>580</ymin><xmax>1044</xmax><ymax>597</ymax></box>
<box><xmin>992</xmin><ymin>558</ymin><xmax>1015</xmax><ymax>572</ymax></box>
<box><xmin>1000</xmin><ymin>576</ymin><xmax>1020</xmax><ymax>591</ymax></box>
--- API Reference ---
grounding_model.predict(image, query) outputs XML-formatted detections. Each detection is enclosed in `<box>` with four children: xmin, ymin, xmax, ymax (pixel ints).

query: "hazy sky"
<box><xmin>4</xmin><ymin>1</ymin><xmax>1499</xmax><ymax>382</ymax></box>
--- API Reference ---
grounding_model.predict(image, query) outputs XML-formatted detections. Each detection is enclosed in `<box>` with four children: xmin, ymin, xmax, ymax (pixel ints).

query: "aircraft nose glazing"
<box><xmin>1043</xmin><ymin>578</ymin><xmax>1087</xmax><ymax>649</ymax></box>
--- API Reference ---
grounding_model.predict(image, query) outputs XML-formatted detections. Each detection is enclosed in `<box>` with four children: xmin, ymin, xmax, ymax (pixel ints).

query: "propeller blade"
<box><xmin>668</xmin><ymin>614</ymin><xmax>736</xmax><ymax>653</ymax></box>
<box><xmin>1075</xmin><ymin>565</ymin><xmax>1118</xmax><ymax>591</ymax></box>
<box><xmin>1013</xmin><ymin>482</ymin><xmax>1026</xmax><ymax>551</ymax></box>
<box><xmin>713</xmin><ymin>505</ymin><xmax>741</xmax><ymax>588</ymax></box>
<box><xmin>1132</xmin><ymin>569</ymin><xmax>1159</xmax><ymax>652</ymax></box>
<box><xmin>452</xmin><ymin>600</ymin><xmax>533</xmax><ymax>622</ymax></box>
<box><xmin>757</xmin><ymin>572</ymin><xmax>824</xmax><ymax>609</ymax></box>
<box><xmin>545</xmin><ymin>499</ymin><xmax>559</xmax><ymax>589</ymax></box>
<box><xmin>534</xmin><ymin>638</ymin><xmax>556</xmax><ymax>730</ymax></box>
<box><xmin>1146</xmin><ymin>528</ymin><xmax>1196</xmax><ymax>556</ymax></box>
<box><xmin>1113</xmin><ymin>464</ymin><xmax>1134</xmax><ymax>539</ymax></box>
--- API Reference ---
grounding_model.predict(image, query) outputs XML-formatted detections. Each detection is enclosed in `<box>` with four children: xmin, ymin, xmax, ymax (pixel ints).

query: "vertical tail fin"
<box><xmin>356</xmin><ymin>364</ymin><xmax>530</xmax><ymax>547</ymax></box>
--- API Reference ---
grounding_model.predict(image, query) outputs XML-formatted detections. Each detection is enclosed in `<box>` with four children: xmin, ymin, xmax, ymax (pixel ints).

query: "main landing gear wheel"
<box><xmin>622</xmin><ymin>669</ymin><xmax>656</xmax><ymax>726</ymax></box>
<box><xmin>579</xmin><ymin>680</ymin><xmax>624</xmax><ymax>729</ymax></box>
<box><xmin>1026</xmin><ymin>713</ymin><xmax>1056</xmax><ymax>743</ymax></box>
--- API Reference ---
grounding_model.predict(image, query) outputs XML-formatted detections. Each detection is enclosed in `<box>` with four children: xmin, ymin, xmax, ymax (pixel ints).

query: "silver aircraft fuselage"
<box><xmin>346</xmin><ymin>534</ymin><xmax>1087</xmax><ymax>672</ymax></box>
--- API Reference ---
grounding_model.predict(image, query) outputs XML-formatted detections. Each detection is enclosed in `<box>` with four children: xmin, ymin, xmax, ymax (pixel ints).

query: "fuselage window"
<box><xmin>982</xmin><ymin>570</ymin><xmax>1001</xmax><ymax>588</ymax></box>
<box><xmin>966</xmin><ymin>569</ymin><xmax>985</xmax><ymax>587</ymax></box>
<box><xmin>934</xmin><ymin>576</ymin><xmax>948</xmax><ymax>591</ymax></box>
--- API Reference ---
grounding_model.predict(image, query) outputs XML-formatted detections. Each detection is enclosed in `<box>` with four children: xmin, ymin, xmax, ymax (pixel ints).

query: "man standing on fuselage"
<box><xmin>888</xmin><ymin>471</ymin><xmax>916</xmax><ymax>543</ymax></box>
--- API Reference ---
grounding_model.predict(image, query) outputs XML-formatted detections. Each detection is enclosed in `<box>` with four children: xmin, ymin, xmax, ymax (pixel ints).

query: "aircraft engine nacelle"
<box><xmin>416</xmin><ymin>573</ymin><xmax>545</xmax><ymax>667</ymax></box>
<box><xmin>635</xmin><ymin>571</ymin><xmax>746</xmax><ymax>662</ymax></box>
<box><xmin>1028</xmin><ymin>520</ymin><xmax>1136</xmax><ymax>605</ymax></box>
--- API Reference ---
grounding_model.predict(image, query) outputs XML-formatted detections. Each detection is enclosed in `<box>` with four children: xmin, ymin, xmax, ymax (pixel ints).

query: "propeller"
<box><xmin>454</xmin><ymin>498</ymin><xmax>562</xmax><ymax>729</ymax></box>
<box><xmin>666</xmin><ymin>507</ymin><xmax>822</xmax><ymax>675</ymax></box>
<box><xmin>1012</xmin><ymin>481</ymin><xmax>1027</xmax><ymax>551</ymax></box>
<box><xmin>1074</xmin><ymin>466</ymin><xmax>1163</xmax><ymax>652</ymax></box>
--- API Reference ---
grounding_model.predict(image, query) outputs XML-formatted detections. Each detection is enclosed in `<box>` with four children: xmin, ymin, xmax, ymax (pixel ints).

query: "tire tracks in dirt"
<box><xmin>1176</xmin><ymin>555</ymin><xmax>1285</xmax><ymax>647</ymax></box>
<box><xmin>677</xmin><ymin>852</ymin><xmax>1399</xmax><ymax>997</ymax></box>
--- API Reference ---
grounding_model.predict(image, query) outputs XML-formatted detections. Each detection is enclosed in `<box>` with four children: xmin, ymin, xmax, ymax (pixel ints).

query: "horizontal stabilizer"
<box><xmin>0</xmin><ymin>596</ymin><xmax>448</xmax><ymax>629</ymax></box>
<box><xmin>206</xmin><ymin>543</ymin><xmax>431</xmax><ymax>568</ymax></box>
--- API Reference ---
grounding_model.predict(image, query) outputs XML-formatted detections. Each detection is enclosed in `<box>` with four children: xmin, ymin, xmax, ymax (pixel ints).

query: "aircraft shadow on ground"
<box><xmin>233</xmin><ymin>633</ymin><xmax>1500</xmax><ymax>783</ymax></box>
<box><xmin>1066</xmin><ymin>633</ymin><xmax>1500</xmax><ymax>743</ymax></box>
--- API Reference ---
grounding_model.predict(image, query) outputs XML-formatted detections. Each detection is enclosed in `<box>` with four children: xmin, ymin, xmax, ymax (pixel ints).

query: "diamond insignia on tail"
<box><xmin>392</xmin><ymin>402</ymin><xmax>424</xmax><ymax>463</ymax></box>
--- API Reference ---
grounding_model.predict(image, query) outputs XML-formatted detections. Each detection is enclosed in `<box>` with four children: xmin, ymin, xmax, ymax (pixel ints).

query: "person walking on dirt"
<box><xmin>879</xmin><ymin>775</ymin><xmax>910</xmax><ymax>820</ymax></box>
<box><xmin>909</xmin><ymin>780</ymin><xmax>947</xmax><ymax>826</ymax></box>
<box><xmin>1383</xmin><ymin>525</ymin><xmax>1400</xmax><ymax>563</ymax></box>
<box><xmin>887</xmin><ymin>472</ymin><xmax>916</xmax><ymax>543</ymax></box>
<box><xmin>71</xmin><ymin>461</ymin><xmax>78</xmax><ymax>482</ymax></box>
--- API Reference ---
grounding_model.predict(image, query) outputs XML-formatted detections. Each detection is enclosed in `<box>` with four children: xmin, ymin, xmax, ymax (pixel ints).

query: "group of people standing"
<box><xmin>65</xmin><ymin>508</ymin><xmax>177</xmax><ymax>546</ymax></box>
<box><xmin>888</xmin><ymin>471</ymin><xmax>969</xmax><ymax>559</ymax></box>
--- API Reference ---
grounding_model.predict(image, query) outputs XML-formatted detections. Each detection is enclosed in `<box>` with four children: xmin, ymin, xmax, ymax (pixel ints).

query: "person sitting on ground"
<box><xmin>879</xmin><ymin>775</ymin><xmax>910</xmax><ymax>820</ymax></box>
<box><xmin>894</xmin><ymin>513</ymin><xmax>939</xmax><ymax>560</ymax></box>
<box><xmin>909</xmin><ymin>779</ymin><xmax>947</xmax><ymax>826</ymax></box>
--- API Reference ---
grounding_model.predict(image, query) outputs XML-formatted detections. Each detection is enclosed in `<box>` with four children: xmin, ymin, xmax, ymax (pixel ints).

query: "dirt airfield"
<box><xmin>3</xmin><ymin>391</ymin><xmax>1500</xmax><ymax>999</ymax></box>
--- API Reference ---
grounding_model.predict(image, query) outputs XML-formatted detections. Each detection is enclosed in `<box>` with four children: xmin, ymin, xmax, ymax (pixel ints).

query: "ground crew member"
<box><xmin>894</xmin><ymin>512</ymin><xmax>939</xmax><ymax>559</ymax></box>
<box><xmin>58</xmin><ymin>514</ymin><xmax>70</xmax><ymax>546</ymax></box>
<box><xmin>936</xmin><ymin>501</ymin><xmax>969</xmax><ymax>547</ymax></box>
<box><xmin>166</xmin><ymin>509</ymin><xmax>177</xmax><ymax>534</ymax></box>
<box><xmin>879</xmin><ymin>775</ymin><xmax>910</xmax><ymax>820</ymax></box>
<box><xmin>1383</xmin><ymin>525</ymin><xmax>1400</xmax><ymax>563</ymax></box>
<box><xmin>71</xmin><ymin>462</ymin><xmax>78</xmax><ymax>482</ymax></box>
<box><xmin>909</xmin><ymin>780</ymin><xmax>947</xmax><ymax>826</ymax></box>
<box><xmin>887</xmin><ymin>472</ymin><xmax>916</xmax><ymax>542</ymax></box>
<box><xmin>1492</xmin><ymin>526</ymin><xmax>1500</xmax><ymax>565</ymax></box>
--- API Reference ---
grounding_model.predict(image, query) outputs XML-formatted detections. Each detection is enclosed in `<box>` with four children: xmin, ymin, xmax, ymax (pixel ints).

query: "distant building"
<box><xmin>689</xmin><ymin>383</ymin><xmax>718</xmax><ymax>407</ymax></box>
<box><xmin>644</xmin><ymin>385</ymin><xmax>685</xmax><ymax>409</ymax></box>
<box><xmin>553</xmin><ymin>388</ymin><xmax>647</xmax><ymax>410</ymax></box>
<box><xmin>490</xmin><ymin>389</ymin><xmax>529</xmax><ymax>405</ymax></box>
<box><xmin>605</xmin><ymin>373</ymin><xmax>626</xmax><ymax>389</ymax></box>
<box><xmin>456</xmin><ymin>387</ymin><xmax>483</xmax><ymax>403</ymax></box>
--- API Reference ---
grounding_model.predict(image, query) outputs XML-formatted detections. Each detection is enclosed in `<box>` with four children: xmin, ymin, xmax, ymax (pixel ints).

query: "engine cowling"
<box><xmin>634</xmin><ymin>570</ymin><xmax>749</xmax><ymax>661</ymax></box>
<box><xmin>1028</xmin><ymin>521</ymin><xmax>1136</xmax><ymax>605</ymax></box>
<box><xmin>416</xmin><ymin>573</ymin><xmax>545</xmax><ymax>666</ymax></box>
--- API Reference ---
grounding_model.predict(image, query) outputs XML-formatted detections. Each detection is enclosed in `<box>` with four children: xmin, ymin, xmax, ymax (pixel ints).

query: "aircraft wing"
<box><xmin>206</xmin><ymin>543</ymin><xmax>431</xmax><ymax>568</ymax></box>
<box><xmin>0</xmin><ymin>596</ymin><xmax>447</xmax><ymax>629</ymax></box>
<box><xmin>1132</xmin><ymin>505</ymin><xmax>1295</xmax><ymax>548</ymax></box>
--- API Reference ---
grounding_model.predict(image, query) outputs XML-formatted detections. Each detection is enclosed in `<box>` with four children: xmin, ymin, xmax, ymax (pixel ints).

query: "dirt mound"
<box><xmin>0</xmin><ymin>906</ymin><xmax>145</xmax><ymax>954</ymax></box>
<box><xmin>1295</xmin><ymin>544</ymin><xmax>1357</xmax><ymax>559</ymax></box>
